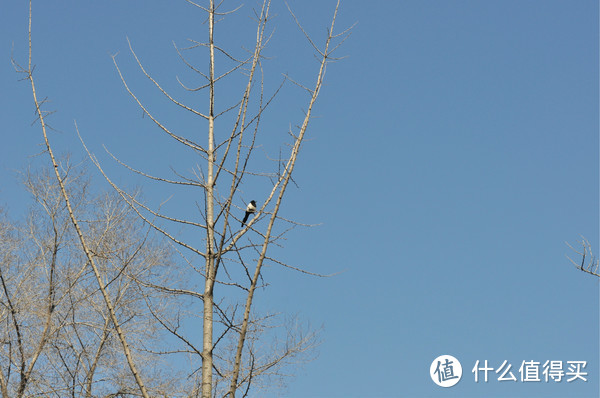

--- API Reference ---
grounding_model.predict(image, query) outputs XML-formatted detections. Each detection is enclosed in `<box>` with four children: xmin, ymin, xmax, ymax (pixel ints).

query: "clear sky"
<box><xmin>1</xmin><ymin>1</ymin><xmax>598</xmax><ymax>397</ymax></box>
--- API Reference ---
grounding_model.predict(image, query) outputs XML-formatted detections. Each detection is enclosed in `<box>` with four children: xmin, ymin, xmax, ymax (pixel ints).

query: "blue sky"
<box><xmin>1</xmin><ymin>1</ymin><xmax>598</xmax><ymax>397</ymax></box>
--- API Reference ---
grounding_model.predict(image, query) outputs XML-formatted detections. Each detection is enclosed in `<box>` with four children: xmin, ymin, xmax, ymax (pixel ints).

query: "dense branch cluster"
<box><xmin>0</xmin><ymin>162</ymin><xmax>178</xmax><ymax>396</ymax></box>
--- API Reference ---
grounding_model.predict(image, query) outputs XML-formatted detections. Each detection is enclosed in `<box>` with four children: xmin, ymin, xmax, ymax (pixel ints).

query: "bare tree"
<box><xmin>14</xmin><ymin>1</ymin><xmax>155</xmax><ymax>394</ymax></box>
<box><xmin>567</xmin><ymin>237</ymin><xmax>599</xmax><ymax>278</ymax></box>
<box><xmin>95</xmin><ymin>1</ymin><xmax>350</xmax><ymax>397</ymax></box>
<box><xmin>15</xmin><ymin>0</ymin><xmax>350</xmax><ymax>397</ymax></box>
<box><xmin>0</xmin><ymin>159</ymin><xmax>180</xmax><ymax>397</ymax></box>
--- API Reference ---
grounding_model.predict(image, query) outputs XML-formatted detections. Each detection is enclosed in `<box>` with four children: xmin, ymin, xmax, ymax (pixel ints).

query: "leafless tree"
<box><xmin>98</xmin><ymin>1</ymin><xmax>350</xmax><ymax>397</ymax></box>
<box><xmin>567</xmin><ymin>237</ymin><xmax>599</xmax><ymax>278</ymax></box>
<box><xmin>16</xmin><ymin>0</ymin><xmax>350</xmax><ymax>397</ymax></box>
<box><xmin>14</xmin><ymin>1</ymin><xmax>155</xmax><ymax>395</ymax></box>
<box><xmin>0</xmin><ymin>159</ymin><xmax>181</xmax><ymax>397</ymax></box>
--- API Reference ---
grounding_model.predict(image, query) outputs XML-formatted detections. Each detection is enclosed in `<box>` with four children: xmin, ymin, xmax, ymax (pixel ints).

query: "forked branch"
<box><xmin>227</xmin><ymin>1</ymin><xmax>348</xmax><ymax>396</ymax></box>
<box><xmin>567</xmin><ymin>237</ymin><xmax>599</xmax><ymax>277</ymax></box>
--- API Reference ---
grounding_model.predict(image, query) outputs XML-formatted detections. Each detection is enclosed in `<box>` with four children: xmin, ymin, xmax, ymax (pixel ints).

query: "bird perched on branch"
<box><xmin>241</xmin><ymin>200</ymin><xmax>256</xmax><ymax>226</ymax></box>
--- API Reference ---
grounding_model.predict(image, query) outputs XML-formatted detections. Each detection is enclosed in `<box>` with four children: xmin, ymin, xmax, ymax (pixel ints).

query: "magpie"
<box><xmin>241</xmin><ymin>200</ymin><xmax>257</xmax><ymax>226</ymax></box>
